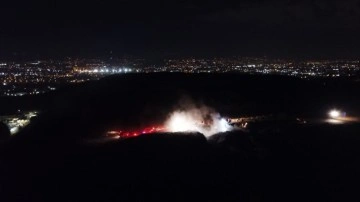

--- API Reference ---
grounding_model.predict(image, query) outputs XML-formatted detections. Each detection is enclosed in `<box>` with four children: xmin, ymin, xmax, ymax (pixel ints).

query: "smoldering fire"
<box><xmin>106</xmin><ymin>101</ymin><xmax>233</xmax><ymax>139</ymax></box>
<box><xmin>164</xmin><ymin>108</ymin><xmax>232</xmax><ymax>137</ymax></box>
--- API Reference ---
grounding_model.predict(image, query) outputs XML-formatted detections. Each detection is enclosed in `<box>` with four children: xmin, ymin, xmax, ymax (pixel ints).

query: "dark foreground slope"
<box><xmin>0</xmin><ymin>132</ymin><xmax>254</xmax><ymax>202</ymax></box>
<box><xmin>2</xmin><ymin>124</ymin><xmax>360</xmax><ymax>202</ymax></box>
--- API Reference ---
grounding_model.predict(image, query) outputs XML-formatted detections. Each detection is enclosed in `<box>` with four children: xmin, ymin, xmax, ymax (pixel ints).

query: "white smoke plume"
<box><xmin>164</xmin><ymin>99</ymin><xmax>232</xmax><ymax>138</ymax></box>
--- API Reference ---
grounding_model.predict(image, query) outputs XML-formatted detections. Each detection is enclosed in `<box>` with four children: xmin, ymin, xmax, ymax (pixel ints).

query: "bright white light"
<box><xmin>10</xmin><ymin>127</ymin><xmax>19</xmax><ymax>135</ymax></box>
<box><xmin>329</xmin><ymin>110</ymin><xmax>340</xmax><ymax>119</ymax></box>
<box><xmin>166</xmin><ymin>112</ymin><xmax>198</xmax><ymax>133</ymax></box>
<box><xmin>164</xmin><ymin>109</ymin><xmax>232</xmax><ymax>137</ymax></box>
<box><xmin>218</xmin><ymin>118</ymin><xmax>232</xmax><ymax>132</ymax></box>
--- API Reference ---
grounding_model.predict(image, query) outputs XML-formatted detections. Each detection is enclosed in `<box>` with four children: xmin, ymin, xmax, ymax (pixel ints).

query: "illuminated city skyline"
<box><xmin>0</xmin><ymin>56</ymin><xmax>359</xmax><ymax>96</ymax></box>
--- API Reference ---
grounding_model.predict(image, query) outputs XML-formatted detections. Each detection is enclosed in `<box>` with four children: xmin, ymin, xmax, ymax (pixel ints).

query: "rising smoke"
<box><xmin>164</xmin><ymin>99</ymin><xmax>232</xmax><ymax>137</ymax></box>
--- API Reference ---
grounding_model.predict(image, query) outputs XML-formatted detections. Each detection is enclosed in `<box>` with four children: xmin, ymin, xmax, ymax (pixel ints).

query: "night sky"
<box><xmin>1</xmin><ymin>0</ymin><xmax>360</xmax><ymax>59</ymax></box>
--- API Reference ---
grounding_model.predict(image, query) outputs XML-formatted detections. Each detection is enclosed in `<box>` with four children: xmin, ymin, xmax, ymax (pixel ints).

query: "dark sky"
<box><xmin>1</xmin><ymin>0</ymin><xmax>360</xmax><ymax>59</ymax></box>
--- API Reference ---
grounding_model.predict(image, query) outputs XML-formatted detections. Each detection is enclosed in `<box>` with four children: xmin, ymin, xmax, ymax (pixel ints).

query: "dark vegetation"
<box><xmin>0</xmin><ymin>122</ymin><xmax>10</xmax><ymax>141</ymax></box>
<box><xmin>1</xmin><ymin>73</ymin><xmax>360</xmax><ymax>201</ymax></box>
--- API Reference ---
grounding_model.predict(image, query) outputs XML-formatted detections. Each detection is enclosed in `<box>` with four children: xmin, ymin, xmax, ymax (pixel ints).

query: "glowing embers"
<box><xmin>141</xmin><ymin>126</ymin><xmax>165</xmax><ymax>134</ymax></box>
<box><xmin>106</xmin><ymin>126</ymin><xmax>165</xmax><ymax>140</ymax></box>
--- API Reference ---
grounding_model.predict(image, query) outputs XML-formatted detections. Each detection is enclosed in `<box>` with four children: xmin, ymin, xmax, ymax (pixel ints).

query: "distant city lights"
<box><xmin>0</xmin><ymin>111</ymin><xmax>39</xmax><ymax>135</ymax></box>
<box><xmin>0</xmin><ymin>57</ymin><xmax>360</xmax><ymax>97</ymax></box>
<box><xmin>75</xmin><ymin>67</ymin><xmax>133</xmax><ymax>74</ymax></box>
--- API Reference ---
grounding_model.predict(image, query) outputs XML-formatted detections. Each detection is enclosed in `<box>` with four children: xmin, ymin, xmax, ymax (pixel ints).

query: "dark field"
<box><xmin>1</xmin><ymin>73</ymin><xmax>360</xmax><ymax>201</ymax></box>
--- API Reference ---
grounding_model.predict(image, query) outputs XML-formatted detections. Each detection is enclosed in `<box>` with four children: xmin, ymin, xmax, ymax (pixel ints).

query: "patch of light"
<box><xmin>165</xmin><ymin>109</ymin><xmax>232</xmax><ymax>137</ymax></box>
<box><xmin>10</xmin><ymin>127</ymin><xmax>19</xmax><ymax>135</ymax></box>
<box><xmin>329</xmin><ymin>110</ymin><xmax>341</xmax><ymax>119</ymax></box>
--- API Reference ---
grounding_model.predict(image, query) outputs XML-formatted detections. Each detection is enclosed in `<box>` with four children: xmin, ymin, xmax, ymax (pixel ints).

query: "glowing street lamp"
<box><xmin>329</xmin><ymin>110</ymin><xmax>341</xmax><ymax>119</ymax></box>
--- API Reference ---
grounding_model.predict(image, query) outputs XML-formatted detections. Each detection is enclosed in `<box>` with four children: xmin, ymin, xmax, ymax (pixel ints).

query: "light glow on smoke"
<box><xmin>166</xmin><ymin>112</ymin><xmax>198</xmax><ymax>132</ymax></box>
<box><xmin>106</xmin><ymin>100</ymin><xmax>233</xmax><ymax>140</ymax></box>
<box><xmin>164</xmin><ymin>107</ymin><xmax>232</xmax><ymax>137</ymax></box>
